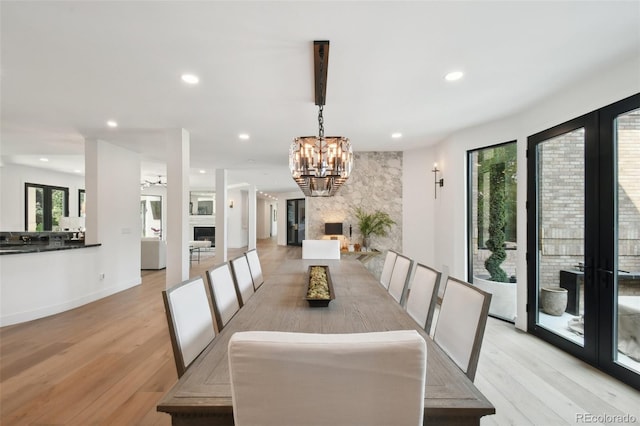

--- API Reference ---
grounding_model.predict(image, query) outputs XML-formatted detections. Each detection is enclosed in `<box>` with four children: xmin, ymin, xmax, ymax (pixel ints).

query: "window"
<box><xmin>25</xmin><ymin>183</ymin><xmax>69</xmax><ymax>231</ymax></box>
<box><xmin>141</xmin><ymin>195</ymin><xmax>162</xmax><ymax>238</ymax></box>
<box><xmin>467</xmin><ymin>141</ymin><xmax>518</xmax><ymax>321</ymax></box>
<box><xmin>79</xmin><ymin>189</ymin><xmax>86</xmax><ymax>217</ymax></box>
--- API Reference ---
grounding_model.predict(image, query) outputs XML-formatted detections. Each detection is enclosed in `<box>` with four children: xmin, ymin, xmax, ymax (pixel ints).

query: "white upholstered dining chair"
<box><xmin>228</xmin><ymin>330</ymin><xmax>427</xmax><ymax>426</ymax></box>
<box><xmin>379</xmin><ymin>250</ymin><xmax>398</xmax><ymax>289</ymax></box>
<box><xmin>301</xmin><ymin>239</ymin><xmax>341</xmax><ymax>259</ymax></box>
<box><xmin>387</xmin><ymin>253</ymin><xmax>414</xmax><ymax>305</ymax></box>
<box><xmin>205</xmin><ymin>263</ymin><xmax>241</xmax><ymax>330</ymax></box>
<box><xmin>245</xmin><ymin>249</ymin><xmax>264</xmax><ymax>290</ymax></box>
<box><xmin>230</xmin><ymin>254</ymin><xmax>255</xmax><ymax>306</ymax></box>
<box><xmin>405</xmin><ymin>263</ymin><xmax>442</xmax><ymax>334</ymax></box>
<box><xmin>162</xmin><ymin>277</ymin><xmax>216</xmax><ymax>377</ymax></box>
<box><xmin>433</xmin><ymin>276</ymin><xmax>491</xmax><ymax>381</ymax></box>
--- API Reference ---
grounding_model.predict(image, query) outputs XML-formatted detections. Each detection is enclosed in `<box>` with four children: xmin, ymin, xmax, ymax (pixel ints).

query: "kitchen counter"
<box><xmin>0</xmin><ymin>242</ymin><xmax>101</xmax><ymax>255</ymax></box>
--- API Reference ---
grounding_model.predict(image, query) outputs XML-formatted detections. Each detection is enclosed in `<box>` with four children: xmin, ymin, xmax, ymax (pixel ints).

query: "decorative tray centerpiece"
<box><xmin>305</xmin><ymin>265</ymin><xmax>335</xmax><ymax>307</ymax></box>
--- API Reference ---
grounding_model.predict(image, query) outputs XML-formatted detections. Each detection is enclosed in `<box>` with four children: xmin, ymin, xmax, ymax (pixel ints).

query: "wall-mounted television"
<box><xmin>325</xmin><ymin>222</ymin><xmax>343</xmax><ymax>235</ymax></box>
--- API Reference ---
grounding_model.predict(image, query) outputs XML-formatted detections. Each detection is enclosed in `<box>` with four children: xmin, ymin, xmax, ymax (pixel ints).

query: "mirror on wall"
<box><xmin>141</xmin><ymin>195</ymin><xmax>162</xmax><ymax>238</ymax></box>
<box><xmin>190</xmin><ymin>191</ymin><xmax>215</xmax><ymax>216</ymax></box>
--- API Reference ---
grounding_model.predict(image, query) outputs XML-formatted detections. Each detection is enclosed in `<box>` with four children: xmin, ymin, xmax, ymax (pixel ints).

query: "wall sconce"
<box><xmin>229</xmin><ymin>200</ymin><xmax>234</xmax><ymax>208</ymax></box>
<box><xmin>432</xmin><ymin>163</ymin><xmax>444</xmax><ymax>199</ymax></box>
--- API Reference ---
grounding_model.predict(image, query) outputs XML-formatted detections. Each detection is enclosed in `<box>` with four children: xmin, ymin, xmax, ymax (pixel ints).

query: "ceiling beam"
<box><xmin>313</xmin><ymin>40</ymin><xmax>330</xmax><ymax>106</ymax></box>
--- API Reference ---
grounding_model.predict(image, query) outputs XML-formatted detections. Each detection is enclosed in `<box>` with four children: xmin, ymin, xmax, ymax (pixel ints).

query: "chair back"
<box><xmin>162</xmin><ymin>277</ymin><xmax>216</xmax><ymax>377</ymax></box>
<box><xmin>228</xmin><ymin>330</ymin><xmax>427</xmax><ymax>426</ymax></box>
<box><xmin>379</xmin><ymin>250</ymin><xmax>398</xmax><ymax>289</ymax></box>
<box><xmin>205</xmin><ymin>263</ymin><xmax>241</xmax><ymax>330</ymax></box>
<box><xmin>230</xmin><ymin>255</ymin><xmax>255</xmax><ymax>306</ymax></box>
<box><xmin>302</xmin><ymin>239</ymin><xmax>341</xmax><ymax>259</ymax></box>
<box><xmin>433</xmin><ymin>277</ymin><xmax>491</xmax><ymax>381</ymax></box>
<box><xmin>388</xmin><ymin>254</ymin><xmax>414</xmax><ymax>305</ymax></box>
<box><xmin>245</xmin><ymin>249</ymin><xmax>264</xmax><ymax>289</ymax></box>
<box><xmin>405</xmin><ymin>263</ymin><xmax>442</xmax><ymax>333</ymax></box>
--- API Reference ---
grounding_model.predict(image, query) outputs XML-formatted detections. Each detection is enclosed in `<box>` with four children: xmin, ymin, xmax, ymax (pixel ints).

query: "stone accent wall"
<box><xmin>306</xmin><ymin>152</ymin><xmax>403</xmax><ymax>278</ymax></box>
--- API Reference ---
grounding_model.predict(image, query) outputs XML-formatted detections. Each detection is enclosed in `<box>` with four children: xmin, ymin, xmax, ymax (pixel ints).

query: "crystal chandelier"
<box><xmin>289</xmin><ymin>41</ymin><xmax>354</xmax><ymax>197</ymax></box>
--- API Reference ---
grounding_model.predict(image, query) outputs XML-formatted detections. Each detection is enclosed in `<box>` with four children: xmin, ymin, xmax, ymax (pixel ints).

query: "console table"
<box><xmin>340</xmin><ymin>249</ymin><xmax>381</xmax><ymax>264</ymax></box>
<box><xmin>560</xmin><ymin>269</ymin><xmax>640</xmax><ymax>315</ymax></box>
<box><xmin>559</xmin><ymin>270</ymin><xmax>584</xmax><ymax>315</ymax></box>
<box><xmin>189</xmin><ymin>240</ymin><xmax>212</xmax><ymax>263</ymax></box>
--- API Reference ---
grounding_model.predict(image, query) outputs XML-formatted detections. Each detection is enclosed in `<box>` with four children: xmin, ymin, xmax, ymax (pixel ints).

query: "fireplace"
<box><xmin>193</xmin><ymin>226</ymin><xmax>215</xmax><ymax>245</ymax></box>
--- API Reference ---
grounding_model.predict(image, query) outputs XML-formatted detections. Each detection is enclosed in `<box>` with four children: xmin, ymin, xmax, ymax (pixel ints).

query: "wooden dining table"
<box><xmin>157</xmin><ymin>258</ymin><xmax>495</xmax><ymax>425</ymax></box>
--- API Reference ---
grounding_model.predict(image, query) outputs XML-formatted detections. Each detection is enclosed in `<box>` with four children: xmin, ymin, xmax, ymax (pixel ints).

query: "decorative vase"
<box><xmin>540</xmin><ymin>286</ymin><xmax>568</xmax><ymax>316</ymax></box>
<box><xmin>362</xmin><ymin>236</ymin><xmax>370</xmax><ymax>249</ymax></box>
<box><xmin>473</xmin><ymin>275</ymin><xmax>517</xmax><ymax>322</ymax></box>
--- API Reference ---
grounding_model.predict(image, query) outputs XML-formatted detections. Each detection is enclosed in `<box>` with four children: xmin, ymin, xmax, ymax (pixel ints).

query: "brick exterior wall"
<box><xmin>537</xmin><ymin>110</ymin><xmax>640</xmax><ymax>295</ymax></box>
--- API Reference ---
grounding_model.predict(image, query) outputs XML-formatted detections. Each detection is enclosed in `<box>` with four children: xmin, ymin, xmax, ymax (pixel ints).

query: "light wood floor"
<box><xmin>1</xmin><ymin>239</ymin><xmax>638</xmax><ymax>425</ymax></box>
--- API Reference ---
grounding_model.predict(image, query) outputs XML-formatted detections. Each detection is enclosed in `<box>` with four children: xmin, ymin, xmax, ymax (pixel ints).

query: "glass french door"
<box><xmin>527</xmin><ymin>93</ymin><xmax>640</xmax><ymax>389</ymax></box>
<box><xmin>286</xmin><ymin>198</ymin><xmax>305</xmax><ymax>246</ymax></box>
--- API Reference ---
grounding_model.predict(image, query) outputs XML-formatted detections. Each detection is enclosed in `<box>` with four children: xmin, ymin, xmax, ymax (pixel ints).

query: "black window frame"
<box><xmin>24</xmin><ymin>183</ymin><xmax>69</xmax><ymax>231</ymax></box>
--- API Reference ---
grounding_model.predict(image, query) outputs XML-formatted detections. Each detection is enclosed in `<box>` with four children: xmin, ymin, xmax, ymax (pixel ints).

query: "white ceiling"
<box><xmin>1</xmin><ymin>1</ymin><xmax>639</xmax><ymax>194</ymax></box>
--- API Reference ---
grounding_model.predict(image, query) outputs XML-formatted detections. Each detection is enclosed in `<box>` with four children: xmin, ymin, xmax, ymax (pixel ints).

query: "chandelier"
<box><xmin>289</xmin><ymin>41</ymin><xmax>354</xmax><ymax>197</ymax></box>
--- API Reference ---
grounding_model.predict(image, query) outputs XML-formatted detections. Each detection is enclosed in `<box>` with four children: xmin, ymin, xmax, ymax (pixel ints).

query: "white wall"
<box><xmin>0</xmin><ymin>164</ymin><xmax>85</xmax><ymax>230</ymax></box>
<box><xmin>227</xmin><ymin>188</ymin><xmax>247</xmax><ymax>248</ymax></box>
<box><xmin>85</xmin><ymin>139</ymin><xmax>141</xmax><ymax>296</ymax></box>
<box><xmin>403</xmin><ymin>55</ymin><xmax>640</xmax><ymax>331</ymax></box>
<box><xmin>256</xmin><ymin>198</ymin><xmax>277</xmax><ymax>239</ymax></box>
<box><xmin>0</xmin><ymin>140</ymin><xmax>142</xmax><ymax>325</ymax></box>
<box><xmin>0</xmin><ymin>247</ymin><xmax>103</xmax><ymax>326</ymax></box>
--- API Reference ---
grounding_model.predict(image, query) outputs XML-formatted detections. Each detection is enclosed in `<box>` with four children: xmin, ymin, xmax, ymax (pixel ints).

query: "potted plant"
<box><xmin>473</xmin><ymin>161</ymin><xmax>517</xmax><ymax>321</ymax></box>
<box><xmin>353</xmin><ymin>207</ymin><xmax>395</xmax><ymax>249</ymax></box>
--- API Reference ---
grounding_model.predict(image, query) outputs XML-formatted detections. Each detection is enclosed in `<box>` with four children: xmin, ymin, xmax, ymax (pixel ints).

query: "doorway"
<box><xmin>527</xmin><ymin>94</ymin><xmax>640</xmax><ymax>389</ymax></box>
<box><xmin>287</xmin><ymin>198</ymin><xmax>305</xmax><ymax>246</ymax></box>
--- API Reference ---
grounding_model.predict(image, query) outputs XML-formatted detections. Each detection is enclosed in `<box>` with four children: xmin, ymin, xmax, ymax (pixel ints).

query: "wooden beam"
<box><xmin>314</xmin><ymin>40</ymin><xmax>329</xmax><ymax>106</ymax></box>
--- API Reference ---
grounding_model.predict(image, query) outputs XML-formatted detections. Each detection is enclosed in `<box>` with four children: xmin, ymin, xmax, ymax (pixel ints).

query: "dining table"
<box><xmin>157</xmin><ymin>258</ymin><xmax>495</xmax><ymax>425</ymax></box>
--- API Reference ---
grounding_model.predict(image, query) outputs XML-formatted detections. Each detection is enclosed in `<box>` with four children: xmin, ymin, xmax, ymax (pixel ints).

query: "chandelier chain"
<box><xmin>318</xmin><ymin>105</ymin><xmax>324</xmax><ymax>139</ymax></box>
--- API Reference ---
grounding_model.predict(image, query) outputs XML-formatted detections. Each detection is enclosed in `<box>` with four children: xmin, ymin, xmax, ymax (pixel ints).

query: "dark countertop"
<box><xmin>0</xmin><ymin>242</ymin><xmax>101</xmax><ymax>255</ymax></box>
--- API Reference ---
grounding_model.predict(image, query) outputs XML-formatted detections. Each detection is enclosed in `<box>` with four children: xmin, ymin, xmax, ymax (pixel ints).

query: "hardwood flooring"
<box><xmin>1</xmin><ymin>239</ymin><xmax>638</xmax><ymax>425</ymax></box>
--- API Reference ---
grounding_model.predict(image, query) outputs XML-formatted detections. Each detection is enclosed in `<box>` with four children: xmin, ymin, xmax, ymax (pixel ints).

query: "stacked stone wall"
<box><xmin>306</xmin><ymin>152</ymin><xmax>403</xmax><ymax>278</ymax></box>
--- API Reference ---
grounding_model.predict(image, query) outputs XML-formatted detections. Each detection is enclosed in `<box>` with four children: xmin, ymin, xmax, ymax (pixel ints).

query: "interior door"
<box><xmin>287</xmin><ymin>198</ymin><xmax>305</xmax><ymax>246</ymax></box>
<box><xmin>527</xmin><ymin>93</ymin><xmax>640</xmax><ymax>389</ymax></box>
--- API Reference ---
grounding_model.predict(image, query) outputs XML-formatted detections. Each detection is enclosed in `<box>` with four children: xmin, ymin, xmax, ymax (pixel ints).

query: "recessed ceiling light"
<box><xmin>107</xmin><ymin>120</ymin><xmax>118</xmax><ymax>128</ymax></box>
<box><xmin>39</xmin><ymin>157</ymin><xmax>49</xmax><ymax>162</ymax></box>
<box><xmin>199</xmin><ymin>170</ymin><xmax>206</xmax><ymax>174</ymax></box>
<box><xmin>391</xmin><ymin>133</ymin><xmax>402</xmax><ymax>139</ymax></box>
<box><xmin>239</xmin><ymin>133</ymin><xmax>250</xmax><ymax>140</ymax></box>
<box><xmin>74</xmin><ymin>169</ymin><xmax>82</xmax><ymax>173</ymax></box>
<box><xmin>445</xmin><ymin>71</ymin><xmax>464</xmax><ymax>81</ymax></box>
<box><xmin>181</xmin><ymin>73</ymin><xmax>199</xmax><ymax>84</ymax></box>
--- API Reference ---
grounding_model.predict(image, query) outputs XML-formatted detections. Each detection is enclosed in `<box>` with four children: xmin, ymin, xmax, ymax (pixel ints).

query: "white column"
<box><xmin>248</xmin><ymin>185</ymin><xmax>257</xmax><ymax>250</ymax></box>
<box><xmin>84</xmin><ymin>138</ymin><xmax>99</xmax><ymax>245</ymax></box>
<box><xmin>166</xmin><ymin>129</ymin><xmax>190</xmax><ymax>287</ymax></box>
<box><xmin>215</xmin><ymin>169</ymin><xmax>228</xmax><ymax>262</ymax></box>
